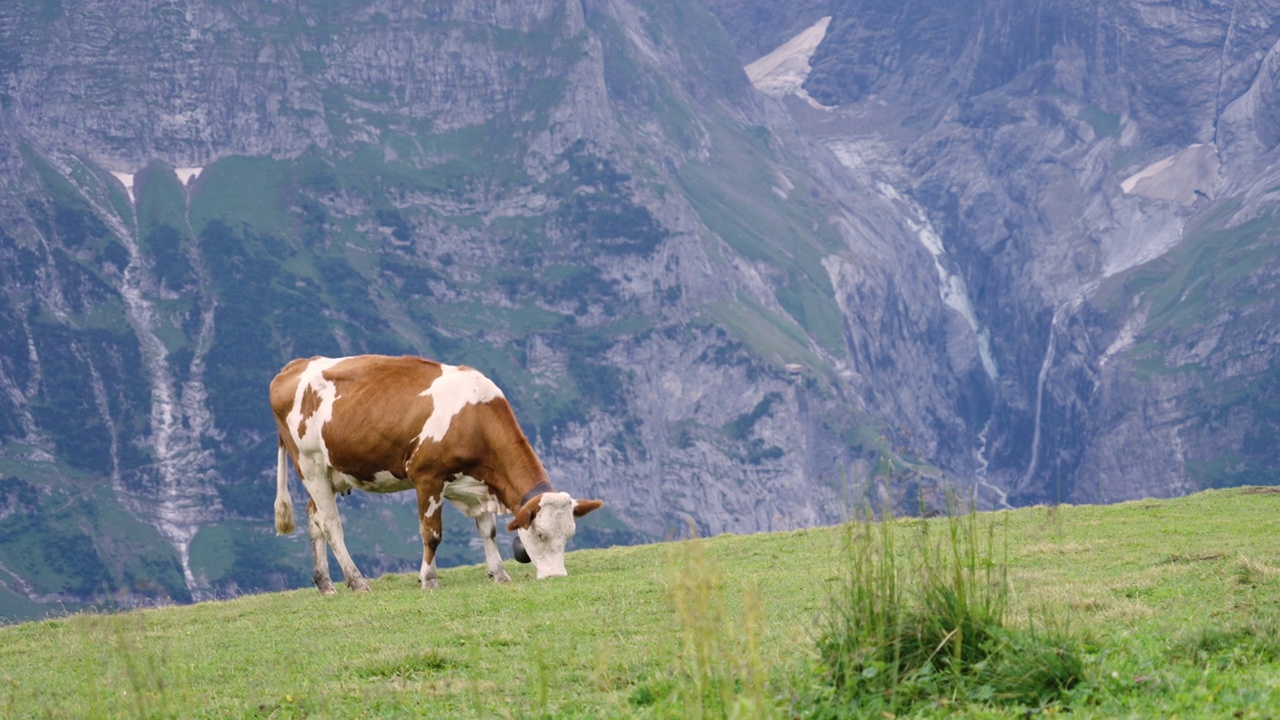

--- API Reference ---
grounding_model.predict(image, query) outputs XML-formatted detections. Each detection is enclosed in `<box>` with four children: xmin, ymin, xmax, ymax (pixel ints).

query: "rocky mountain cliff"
<box><xmin>710</xmin><ymin>0</ymin><xmax>1280</xmax><ymax>504</ymax></box>
<box><xmin>1</xmin><ymin>0</ymin><xmax>1278</xmax><ymax>622</ymax></box>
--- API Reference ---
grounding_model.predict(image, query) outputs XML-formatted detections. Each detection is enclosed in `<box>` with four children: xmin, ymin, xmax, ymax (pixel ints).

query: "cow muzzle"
<box><xmin>516</xmin><ymin>527</ymin><xmax>569</xmax><ymax>579</ymax></box>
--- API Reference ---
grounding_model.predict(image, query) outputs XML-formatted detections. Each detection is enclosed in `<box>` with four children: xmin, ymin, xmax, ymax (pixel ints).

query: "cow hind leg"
<box><xmin>299</xmin><ymin>462</ymin><xmax>370</xmax><ymax>593</ymax></box>
<box><xmin>305</xmin><ymin>499</ymin><xmax>337</xmax><ymax>595</ymax></box>
<box><xmin>475</xmin><ymin>512</ymin><xmax>511</xmax><ymax>583</ymax></box>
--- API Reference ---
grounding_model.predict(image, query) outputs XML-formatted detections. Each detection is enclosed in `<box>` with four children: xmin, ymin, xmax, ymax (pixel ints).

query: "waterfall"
<box><xmin>875</xmin><ymin>182</ymin><xmax>999</xmax><ymax>381</ymax></box>
<box><xmin>973</xmin><ymin>419</ymin><xmax>1011</xmax><ymax>509</ymax></box>
<box><xmin>57</xmin><ymin>157</ymin><xmax>220</xmax><ymax>600</ymax></box>
<box><xmin>1021</xmin><ymin>296</ymin><xmax>1086</xmax><ymax>492</ymax></box>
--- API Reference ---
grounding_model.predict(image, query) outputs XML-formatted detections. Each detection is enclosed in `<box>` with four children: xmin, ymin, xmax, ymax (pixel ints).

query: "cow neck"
<box><xmin>486</xmin><ymin>432</ymin><xmax>552</xmax><ymax>513</ymax></box>
<box><xmin>520</xmin><ymin>480</ymin><xmax>555</xmax><ymax>507</ymax></box>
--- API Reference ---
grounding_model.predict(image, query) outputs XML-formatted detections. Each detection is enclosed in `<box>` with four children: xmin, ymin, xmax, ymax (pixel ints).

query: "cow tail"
<box><xmin>274</xmin><ymin>439</ymin><xmax>297</xmax><ymax>535</ymax></box>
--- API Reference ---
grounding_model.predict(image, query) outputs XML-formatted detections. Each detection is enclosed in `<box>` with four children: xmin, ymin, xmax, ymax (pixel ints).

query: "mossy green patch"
<box><xmin>1137</xmin><ymin>211</ymin><xmax>1280</xmax><ymax>335</ymax></box>
<box><xmin>0</xmin><ymin>477</ymin><xmax>188</xmax><ymax>619</ymax></box>
<box><xmin>678</xmin><ymin>123</ymin><xmax>847</xmax><ymax>358</ymax></box>
<box><xmin>1077</xmin><ymin>106</ymin><xmax>1121</xmax><ymax>138</ymax></box>
<box><xmin>702</xmin><ymin>293</ymin><xmax>825</xmax><ymax>374</ymax></box>
<box><xmin>188</xmin><ymin>156</ymin><xmax>293</xmax><ymax>240</ymax></box>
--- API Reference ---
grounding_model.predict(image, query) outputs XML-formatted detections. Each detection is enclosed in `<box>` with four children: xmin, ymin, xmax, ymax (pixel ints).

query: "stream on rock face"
<box><xmin>63</xmin><ymin>158</ymin><xmax>220</xmax><ymax>600</ymax></box>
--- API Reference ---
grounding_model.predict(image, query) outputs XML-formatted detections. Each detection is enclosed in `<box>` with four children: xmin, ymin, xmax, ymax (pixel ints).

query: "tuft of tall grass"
<box><xmin>638</xmin><ymin>530</ymin><xmax>776</xmax><ymax>719</ymax></box>
<box><xmin>1235</xmin><ymin>554</ymin><xmax>1280</xmax><ymax>586</ymax></box>
<box><xmin>802</xmin><ymin>494</ymin><xmax>1084</xmax><ymax>716</ymax></box>
<box><xmin>1169</xmin><ymin>599</ymin><xmax>1280</xmax><ymax>673</ymax></box>
<box><xmin>807</xmin><ymin>503</ymin><xmax>902</xmax><ymax>713</ymax></box>
<box><xmin>84</xmin><ymin>610</ymin><xmax>186</xmax><ymax>719</ymax></box>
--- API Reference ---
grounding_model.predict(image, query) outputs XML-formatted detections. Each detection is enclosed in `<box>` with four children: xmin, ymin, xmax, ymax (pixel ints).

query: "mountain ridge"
<box><xmin>1</xmin><ymin>0</ymin><xmax>1278</xmax><ymax>622</ymax></box>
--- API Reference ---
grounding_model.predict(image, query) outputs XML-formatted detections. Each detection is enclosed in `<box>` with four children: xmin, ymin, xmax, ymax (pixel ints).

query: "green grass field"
<box><xmin>2</xmin><ymin>486</ymin><xmax>1279</xmax><ymax>718</ymax></box>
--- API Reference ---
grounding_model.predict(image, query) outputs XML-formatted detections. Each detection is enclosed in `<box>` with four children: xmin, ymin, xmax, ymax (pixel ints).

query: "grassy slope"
<box><xmin>1</xmin><ymin>487</ymin><xmax>1279</xmax><ymax>718</ymax></box>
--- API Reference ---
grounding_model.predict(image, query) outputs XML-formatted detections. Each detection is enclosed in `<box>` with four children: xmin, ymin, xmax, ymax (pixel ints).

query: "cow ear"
<box><xmin>572</xmin><ymin>499</ymin><xmax>604</xmax><ymax>517</ymax></box>
<box><xmin>507</xmin><ymin>495</ymin><xmax>542</xmax><ymax>531</ymax></box>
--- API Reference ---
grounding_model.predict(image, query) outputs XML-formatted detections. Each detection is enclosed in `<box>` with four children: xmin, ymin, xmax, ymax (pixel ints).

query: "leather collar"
<box><xmin>520</xmin><ymin>480</ymin><xmax>555</xmax><ymax>507</ymax></box>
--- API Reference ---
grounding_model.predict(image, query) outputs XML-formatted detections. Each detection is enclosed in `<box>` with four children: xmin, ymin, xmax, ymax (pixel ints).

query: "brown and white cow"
<box><xmin>269</xmin><ymin>354</ymin><xmax>603</xmax><ymax>594</ymax></box>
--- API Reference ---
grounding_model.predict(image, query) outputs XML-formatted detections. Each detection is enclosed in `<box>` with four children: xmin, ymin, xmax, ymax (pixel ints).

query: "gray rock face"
<box><xmin>1</xmin><ymin>0</ymin><xmax>1278</xmax><ymax>619</ymax></box>
<box><xmin>709</xmin><ymin>0</ymin><xmax>1280</xmax><ymax>506</ymax></box>
<box><xmin>0</xmin><ymin>0</ymin><xmax>969</xmax><ymax>617</ymax></box>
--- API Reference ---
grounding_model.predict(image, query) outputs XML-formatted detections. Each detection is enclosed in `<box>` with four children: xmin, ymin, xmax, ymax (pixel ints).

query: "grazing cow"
<box><xmin>269</xmin><ymin>354</ymin><xmax>604</xmax><ymax>594</ymax></box>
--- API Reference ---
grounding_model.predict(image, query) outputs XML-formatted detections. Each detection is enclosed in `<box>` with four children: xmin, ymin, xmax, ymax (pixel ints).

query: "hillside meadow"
<box><xmin>1</xmin><ymin>486</ymin><xmax>1279</xmax><ymax>718</ymax></box>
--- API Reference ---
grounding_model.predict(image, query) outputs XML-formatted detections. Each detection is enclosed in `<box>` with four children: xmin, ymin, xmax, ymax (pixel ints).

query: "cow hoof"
<box><xmin>490</xmin><ymin>569</ymin><xmax>512</xmax><ymax>583</ymax></box>
<box><xmin>318</xmin><ymin>584</ymin><xmax>338</xmax><ymax>596</ymax></box>
<box><xmin>422</xmin><ymin>578</ymin><xmax>439</xmax><ymax>591</ymax></box>
<box><xmin>349</xmin><ymin>579</ymin><xmax>371</xmax><ymax>592</ymax></box>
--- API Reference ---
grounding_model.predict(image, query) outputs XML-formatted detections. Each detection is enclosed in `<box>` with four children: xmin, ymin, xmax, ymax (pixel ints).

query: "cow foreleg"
<box><xmin>305</xmin><ymin>499</ymin><xmax>336</xmax><ymax>595</ymax></box>
<box><xmin>299</xmin><ymin>465</ymin><xmax>370</xmax><ymax>593</ymax></box>
<box><xmin>475</xmin><ymin>512</ymin><xmax>511</xmax><ymax>583</ymax></box>
<box><xmin>415</xmin><ymin>478</ymin><xmax>446</xmax><ymax>590</ymax></box>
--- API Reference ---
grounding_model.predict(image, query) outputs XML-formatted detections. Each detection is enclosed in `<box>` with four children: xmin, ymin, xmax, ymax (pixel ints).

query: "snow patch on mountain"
<box><xmin>1120</xmin><ymin>143</ymin><xmax>1219</xmax><ymax>205</ymax></box>
<box><xmin>176</xmin><ymin>167</ymin><xmax>203</xmax><ymax>186</ymax></box>
<box><xmin>111</xmin><ymin>171</ymin><xmax>135</xmax><ymax>204</ymax></box>
<box><xmin>744</xmin><ymin>16</ymin><xmax>832</xmax><ymax>109</ymax></box>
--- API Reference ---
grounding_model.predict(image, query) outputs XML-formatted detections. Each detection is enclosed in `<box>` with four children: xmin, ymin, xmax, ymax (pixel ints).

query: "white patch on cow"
<box><xmin>420</xmin><ymin>557</ymin><xmax>438</xmax><ymax>589</ymax></box>
<box><xmin>330</xmin><ymin>471</ymin><xmax>357</xmax><ymax>495</ymax></box>
<box><xmin>443</xmin><ymin>473</ymin><xmax>504</xmax><ymax>518</ymax></box>
<box><xmin>517</xmin><ymin>492</ymin><xmax>577</xmax><ymax>579</ymax></box>
<box><xmin>474</xmin><ymin>511</ymin><xmax>511</xmax><ymax>582</ymax></box>
<box><xmin>286</xmin><ymin>357</ymin><xmax>346</xmax><ymax>467</ymax></box>
<box><xmin>415</xmin><ymin>365</ymin><xmax>504</xmax><ymax>445</ymax></box>
<box><xmin>424</xmin><ymin>494</ymin><xmax>442</xmax><ymax>520</ymax></box>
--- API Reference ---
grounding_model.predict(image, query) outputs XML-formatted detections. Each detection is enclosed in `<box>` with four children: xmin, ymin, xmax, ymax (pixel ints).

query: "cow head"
<box><xmin>507</xmin><ymin>491</ymin><xmax>603</xmax><ymax>578</ymax></box>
